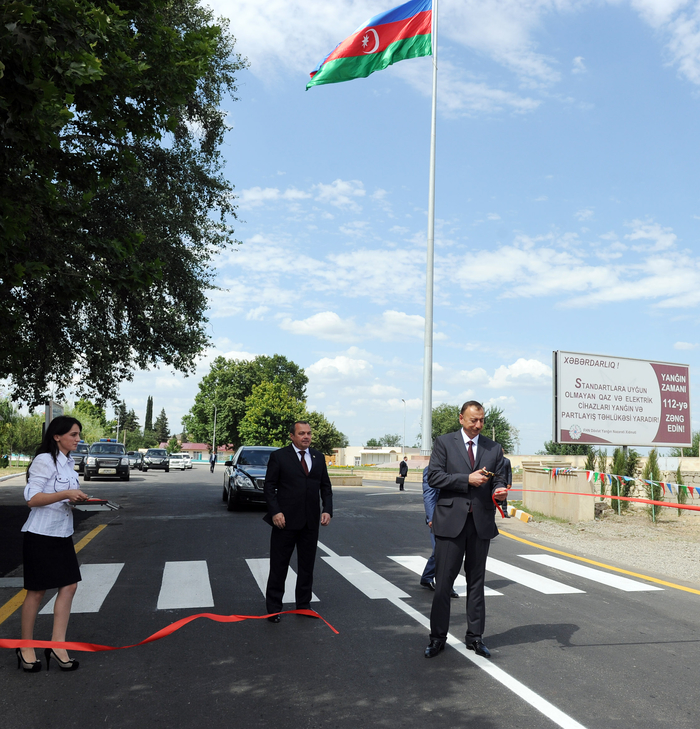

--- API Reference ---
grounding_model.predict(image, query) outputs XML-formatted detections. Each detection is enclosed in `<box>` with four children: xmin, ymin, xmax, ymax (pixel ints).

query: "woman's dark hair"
<box><xmin>27</xmin><ymin>416</ymin><xmax>83</xmax><ymax>480</ymax></box>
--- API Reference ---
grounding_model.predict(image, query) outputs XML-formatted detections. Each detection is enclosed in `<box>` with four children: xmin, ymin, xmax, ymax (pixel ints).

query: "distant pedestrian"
<box><xmin>398</xmin><ymin>456</ymin><xmax>408</xmax><ymax>491</ymax></box>
<box><xmin>17</xmin><ymin>416</ymin><xmax>89</xmax><ymax>673</ymax></box>
<box><xmin>210</xmin><ymin>451</ymin><xmax>216</xmax><ymax>473</ymax></box>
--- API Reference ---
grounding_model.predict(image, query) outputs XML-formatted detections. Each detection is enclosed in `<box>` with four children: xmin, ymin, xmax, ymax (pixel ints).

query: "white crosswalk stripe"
<box><xmin>519</xmin><ymin>554</ymin><xmax>663</xmax><ymax>592</ymax></box>
<box><xmin>40</xmin><ymin>563</ymin><xmax>124</xmax><ymax>614</ymax></box>
<box><xmin>388</xmin><ymin>555</ymin><xmax>503</xmax><ymax>596</ymax></box>
<box><xmin>245</xmin><ymin>558</ymin><xmax>319</xmax><ymax>603</ymax></box>
<box><xmin>157</xmin><ymin>560</ymin><xmax>214</xmax><ymax>610</ymax></box>
<box><xmin>486</xmin><ymin>557</ymin><xmax>584</xmax><ymax>594</ymax></box>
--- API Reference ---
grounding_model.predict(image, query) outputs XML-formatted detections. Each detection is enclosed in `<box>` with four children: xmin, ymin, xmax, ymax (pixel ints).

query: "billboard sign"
<box><xmin>553</xmin><ymin>351</ymin><xmax>691</xmax><ymax>447</ymax></box>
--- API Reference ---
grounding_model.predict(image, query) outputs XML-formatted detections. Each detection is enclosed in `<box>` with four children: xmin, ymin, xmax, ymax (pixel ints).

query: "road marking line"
<box><xmin>245</xmin><ymin>558</ymin><xmax>319</xmax><ymax>604</ymax></box>
<box><xmin>520</xmin><ymin>555</ymin><xmax>663</xmax><ymax>592</ymax></box>
<box><xmin>157</xmin><ymin>561</ymin><xmax>214</xmax><ymax>610</ymax></box>
<box><xmin>388</xmin><ymin>555</ymin><xmax>503</xmax><ymax>596</ymax></box>
<box><xmin>321</xmin><ymin>556</ymin><xmax>410</xmax><ymax>600</ymax></box>
<box><xmin>487</xmin><ymin>557</ymin><xmax>584</xmax><ymax>594</ymax></box>
<box><xmin>40</xmin><ymin>564</ymin><xmax>125</xmax><ymax>614</ymax></box>
<box><xmin>318</xmin><ymin>544</ymin><xmax>587</xmax><ymax>728</ymax></box>
<box><xmin>499</xmin><ymin>529</ymin><xmax>700</xmax><ymax>596</ymax></box>
<box><xmin>0</xmin><ymin>524</ymin><xmax>108</xmax><ymax>626</ymax></box>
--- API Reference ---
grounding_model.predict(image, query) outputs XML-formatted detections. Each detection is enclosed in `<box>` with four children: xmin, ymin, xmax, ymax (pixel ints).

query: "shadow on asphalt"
<box><xmin>487</xmin><ymin>622</ymin><xmax>581</xmax><ymax>649</ymax></box>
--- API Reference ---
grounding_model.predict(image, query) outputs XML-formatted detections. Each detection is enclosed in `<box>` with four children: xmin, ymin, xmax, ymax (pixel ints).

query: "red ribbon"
<box><xmin>519</xmin><ymin>488</ymin><xmax>700</xmax><ymax>511</ymax></box>
<box><xmin>492</xmin><ymin>493</ymin><xmax>506</xmax><ymax>519</ymax></box>
<box><xmin>0</xmin><ymin>609</ymin><xmax>338</xmax><ymax>652</ymax></box>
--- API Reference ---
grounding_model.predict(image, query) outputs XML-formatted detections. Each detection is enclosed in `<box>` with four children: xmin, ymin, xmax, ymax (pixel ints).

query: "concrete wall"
<box><xmin>522</xmin><ymin>467</ymin><xmax>596</xmax><ymax>522</ymax></box>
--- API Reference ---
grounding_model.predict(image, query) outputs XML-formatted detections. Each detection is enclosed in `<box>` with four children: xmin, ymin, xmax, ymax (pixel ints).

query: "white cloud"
<box><xmin>238</xmin><ymin>186</ymin><xmax>311</xmax><ymax>209</ymax></box>
<box><xmin>575</xmin><ymin>208</ymin><xmax>594</xmax><ymax>221</ymax></box>
<box><xmin>625</xmin><ymin>220</ymin><xmax>677</xmax><ymax>250</ymax></box>
<box><xmin>314</xmin><ymin>179</ymin><xmax>366</xmax><ymax>211</ymax></box>
<box><xmin>572</xmin><ymin>56</ymin><xmax>587</xmax><ymax>74</ymax></box>
<box><xmin>279</xmin><ymin>312</ymin><xmax>356</xmax><ymax>342</ymax></box>
<box><xmin>674</xmin><ymin>341</ymin><xmax>699</xmax><ymax>349</ymax></box>
<box><xmin>487</xmin><ymin>358</ymin><xmax>552</xmax><ymax>389</ymax></box>
<box><xmin>306</xmin><ymin>355</ymin><xmax>373</xmax><ymax>379</ymax></box>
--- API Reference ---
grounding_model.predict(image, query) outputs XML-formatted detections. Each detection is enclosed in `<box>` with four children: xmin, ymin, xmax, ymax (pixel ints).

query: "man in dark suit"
<box><xmin>263</xmin><ymin>421</ymin><xmax>333</xmax><ymax>622</ymax></box>
<box><xmin>497</xmin><ymin>455</ymin><xmax>513</xmax><ymax>517</ymax></box>
<box><xmin>398</xmin><ymin>456</ymin><xmax>408</xmax><ymax>491</ymax></box>
<box><xmin>424</xmin><ymin>401</ymin><xmax>507</xmax><ymax>659</ymax></box>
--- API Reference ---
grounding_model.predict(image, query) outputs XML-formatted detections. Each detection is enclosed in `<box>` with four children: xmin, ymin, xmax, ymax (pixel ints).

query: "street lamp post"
<box><xmin>402</xmin><ymin>398</ymin><xmax>406</xmax><ymax>456</ymax></box>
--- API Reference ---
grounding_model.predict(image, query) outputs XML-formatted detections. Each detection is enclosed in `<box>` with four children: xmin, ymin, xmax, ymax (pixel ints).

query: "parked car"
<box><xmin>70</xmin><ymin>441</ymin><xmax>90</xmax><ymax>475</ymax></box>
<box><xmin>142</xmin><ymin>448</ymin><xmax>169</xmax><ymax>472</ymax></box>
<box><xmin>222</xmin><ymin>445</ymin><xmax>277</xmax><ymax>511</ymax></box>
<box><xmin>168</xmin><ymin>453</ymin><xmax>189</xmax><ymax>470</ymax></box>
<box><xmin>127</xmin><ymin>451</ymin><xmax>143</xmax><ymax>470</ymax></box>
<box><xmin>84</xmin><ymin>439</ymin><xmax>129</xmax><ymax>481</ymax></box>
<box><xmin>171</xmin><ymin>452</ymin><xmax>192</xmax><ymax>469</ymax></box>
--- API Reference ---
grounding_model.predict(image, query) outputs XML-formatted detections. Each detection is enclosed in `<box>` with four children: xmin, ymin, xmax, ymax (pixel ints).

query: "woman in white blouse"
<box><xmin>17</xmin><ymin>416</ymin><xmax>88</xmax><ymax>673</ymax></box>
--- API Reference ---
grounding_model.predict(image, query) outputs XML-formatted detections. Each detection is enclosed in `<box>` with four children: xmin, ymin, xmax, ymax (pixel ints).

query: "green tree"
<box><xmin>144</xmin><ymin>397</ymin><xmax>154</xmax><ymax>433</ymax></box>
<box><xmin>73</xmin><ymin>400</ymin><xmax>108</xmax><ymax>430</ymax></box>
<box><xmin>12</xmin><ymin>413</ymin><xmax>44</xmax><ymax>456</ymax></box>
<box><xmin>124</xmin><ymin>408</ymin><xmax>139</xmax><ymax>434</ymax></box>
<box><xmin>183</xmin><ymin>355</ymin><xmax>308</xmax><ymax>449</ymax></box>
<box><xmin>675</xmin><ymin>463</ymin><xmax>687</xmax><ymax>517</ymax></box>
<box><xmin>365</xmin><ymin>438</ymin><xmax>381</xmax><ymax>447</ymax></box>
<box><xmin>154</xmin><ymin>409</ymin><xmax>169</xmax><ymax>444</ymax></box>
<box><xmin>642</xmin><ymin>449</ymin><xmax>663</xmax><ymax>521</ymax></box>
<box><xmin>541</xmin><ymin>441</ymin><xmax>594</xmax><ymax>457</ymax></box>
<box><xmin>304</xmin><ymin>411</ymin><xmax>348</xmax><ymax>455</ymax></box>
<box><xmin>0</xmin><ymin>0</ymin><xmax>248</xmax><ymax>406</ymax></box>
<box><xmin>0</xmin><ymin>399</ymin><xmax>19</xmax><ymax>460</ymax></box>
<box><xmin>238</xmin><ymin>382</ymin><xmax>306</xmax><ymax>447</ymax></box>
<box><xmin>483</xmin><ymin>407</ymin><xmax>514</xmax><ymax>453</ymax></box>
<box><xmin>431</xmin><ymin>404</ymin><xmax>460</xmax><ymax>441</ymax></box>
<box><xmin>670</xmin><ymin>431</ymin><xmax>700</xmax><ymax>458</ymax></box>
<box><xmin>584</xmin><ymin>449</ymin><xmax>596</xmax><ymax>471</ymax></box>
<box><xmin>166</xmin><ymin>436</ymin><xmax>180</xmax><ymax>454</ymax></box>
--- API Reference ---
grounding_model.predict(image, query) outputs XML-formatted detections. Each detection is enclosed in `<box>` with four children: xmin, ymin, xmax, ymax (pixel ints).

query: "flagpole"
<box><xmin>420</xmin><ymin>0</ymin><xmax>438</xmax><ymax>457</ymax></box>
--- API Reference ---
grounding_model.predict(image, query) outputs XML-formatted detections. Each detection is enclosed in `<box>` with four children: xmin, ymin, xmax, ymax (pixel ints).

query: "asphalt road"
<box><xmin>1</xmin><ymin>467</ymin><xmax>698</xmax><ymax>729</ymax></box>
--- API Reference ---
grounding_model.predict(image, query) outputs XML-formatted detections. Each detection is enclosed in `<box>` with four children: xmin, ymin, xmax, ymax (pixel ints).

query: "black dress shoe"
<box><xmin>450</xmin><ymin>588</ymin><xmax>459</xmax><ymax>598</ymax></box>
<box><xmin>267</xmin><ymin>614</ymin><xmax>281</xmax><ymax>623</ymax></box>
<box><xmin>420</xmin><ymin>580</ymin><xmax>436</xmax><ymax>591</ymax></box>
<box><xmin>466</xmin><ymin>639</ymin><xmax>491</xmax><ymax>658</ymax></box>
<box><xmin>424</xmin><ymin>639</ymin><xmax>445</xmax><ymax>658</ymax></box>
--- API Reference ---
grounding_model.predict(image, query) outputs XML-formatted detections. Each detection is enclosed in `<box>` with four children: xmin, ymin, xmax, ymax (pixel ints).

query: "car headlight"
<box><xmin>234</xmin><ymin>473</ymin><xmax>255</xmax><ymax>490</ymax></box>
<box><xmin>121</xmin><ymin>457</ymin><xmax>129</xmax><ymax>465</ymax></box>
<box><xmin>87</xmin><ymin>457</ymin><xmax>96</xmax><ymax>465</ymax></box>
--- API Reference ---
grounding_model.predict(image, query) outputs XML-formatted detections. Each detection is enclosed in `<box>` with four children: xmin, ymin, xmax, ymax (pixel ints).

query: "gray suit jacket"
<box><xmin>427</xmin><ymin>431</ymin><xmax>506</xmax><ymax>540</ymax></box>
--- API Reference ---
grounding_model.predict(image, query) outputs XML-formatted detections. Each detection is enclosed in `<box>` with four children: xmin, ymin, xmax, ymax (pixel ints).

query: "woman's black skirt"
<box><xmin>23</xmin><ymin>532</ymin><xmax>82</xmax><ymax>591</ymax></box>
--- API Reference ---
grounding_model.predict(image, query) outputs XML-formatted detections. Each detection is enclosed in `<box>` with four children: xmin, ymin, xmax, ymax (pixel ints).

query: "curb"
<box><xmin>507</xmin><ymin>505</ymin><xmax>532</xmax><ymax>523</ymax></box>
<box><xmin>0</xmin><ymin>472</ymin><xmax>25</xmax><ymax>483</ymax></box>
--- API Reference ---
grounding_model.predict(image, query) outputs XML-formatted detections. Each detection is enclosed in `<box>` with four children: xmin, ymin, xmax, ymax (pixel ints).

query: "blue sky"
<box><xmin>118</xmin><ymin>0</ymin><xmax>700</xmax><ymax>453</ymax></box>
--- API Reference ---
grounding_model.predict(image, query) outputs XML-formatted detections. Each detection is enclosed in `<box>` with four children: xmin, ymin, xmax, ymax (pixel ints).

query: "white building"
<box><xmin>331</xmin><ymin>446</ymin><xmax>422</xmax><ymax>467</ymax></box>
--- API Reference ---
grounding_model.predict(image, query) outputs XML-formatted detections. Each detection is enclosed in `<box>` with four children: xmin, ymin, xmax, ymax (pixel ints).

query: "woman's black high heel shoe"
<box><xmin>44</xmin><ymin>648</ymin><xmax>79</xmax><ymax>672</ymax></box>
<box><xmin>16</xmin><ymin>648</ymin><xmax>42</xmax><ymax>673</ymax></box>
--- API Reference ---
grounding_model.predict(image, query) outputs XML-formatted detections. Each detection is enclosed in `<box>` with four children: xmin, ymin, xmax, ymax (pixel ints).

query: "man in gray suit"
<box><xmin>424</xmin><ymin>401</ymin><xmax>508</xmax><ymax>659</ymax></box>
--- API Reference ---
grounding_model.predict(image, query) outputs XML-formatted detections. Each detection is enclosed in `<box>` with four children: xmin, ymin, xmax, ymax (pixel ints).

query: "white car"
<box><xmin>168</xmin><ymin>453</ymin><xmax>190</xmax><ymax>470</ymax></box>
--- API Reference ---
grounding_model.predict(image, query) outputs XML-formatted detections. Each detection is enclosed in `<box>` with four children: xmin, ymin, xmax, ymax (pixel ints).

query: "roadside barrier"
<box><xmin>0</xmin><ymin>609</ymin><xmax>339</xmax><ymax>653</ymax></box>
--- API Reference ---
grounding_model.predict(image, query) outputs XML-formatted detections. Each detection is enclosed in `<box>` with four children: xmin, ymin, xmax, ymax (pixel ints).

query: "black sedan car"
<box><xmin>127</xmin><ymin>451</ymin><xmax>143</xmax><ymax>470</ymax></box>
<box><xmin>222</xmin><ymin>446</ymin><xmax>277</xmax><ymax>511</ymax></box>
<box><xmin>70</xmin><ymin>442</ymin><xmax>90</xmax><ymax>475</ymax></box>
<box><xmin>142</xmin><ymin>448</ymin><xmax>169</xmax><ymax>472</ymax></box>
<box><xmin>84</xmin><ymin>440</ymin><xmax>130</xmax><ymax>481</ymax></box>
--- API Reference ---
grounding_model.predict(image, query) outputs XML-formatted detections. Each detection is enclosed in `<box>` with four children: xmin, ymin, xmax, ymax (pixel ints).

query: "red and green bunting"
<box><xmin>307</xmin><ymin>0</ymin><xmax>432</xmax><ymax>90</ymax></box>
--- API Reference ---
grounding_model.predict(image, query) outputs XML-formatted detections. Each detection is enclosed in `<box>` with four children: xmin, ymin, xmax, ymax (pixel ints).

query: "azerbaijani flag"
<box><xmin>307</xmin><ymin>0</ymin><xmax>432</xmax><ymax>90</ymax></box>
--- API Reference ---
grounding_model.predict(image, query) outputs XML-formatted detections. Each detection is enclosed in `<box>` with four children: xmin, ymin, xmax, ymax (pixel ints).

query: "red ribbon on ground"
<box><xmin>519</xmin><ymin>488</ymin><xmax>700</xmax><ymax>512</ymax></box>
<box><xmin>0</xmin><ymin>609</ymin><xmax>338</xmax><ymax>652</ymax></box>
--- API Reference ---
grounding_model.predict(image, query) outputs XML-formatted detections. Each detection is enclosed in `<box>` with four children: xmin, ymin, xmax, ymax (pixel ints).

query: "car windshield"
<box><xmin>90</xmin><ymin>444</ymin><xmax>125</xmax><ymax>455</ymax></box>
<box><xmin>72</xmin><ymin>444</ymin><xmax>89</xmax><ymax>454</ymax></box>
<box><xmin>238</xmin><ymin>450</ymin><xmax>273</xmax><ymax>467</ymax></box>
<box><xmin>148</xmin><ymin>450</ymin><xmax>167</xmax><ymax>457</ymax></box>
<box><xmin>169</xmin><ymin>455</ymin><xmax>182</xmax><ymax>459</ymax></box>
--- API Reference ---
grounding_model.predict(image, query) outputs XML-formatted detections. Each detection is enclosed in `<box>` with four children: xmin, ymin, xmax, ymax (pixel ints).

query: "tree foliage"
<box><xmin>670</xmin><ymin>431</ymin><xmax>700</xmax><ymax>458</ymax></box>
<box><xmin>238</xmin><ymin>382</ymin><xmax>306</xmax><ymax>448</ymax></box>
<box><xmin>642</xmin><ymin>448</ymin><xmax>663</xmax><ymax>521</ymax></box>
<box><xmin>305</xmin><ymin>411</ymin><xmax>348</xmax><ymax>455</ymax></box>
<box><xmin>154</xmin><ymin>408</ymin><xmax>169</xmax><ymax>443</ymax></box>
<box><xmin>144</xmin><ymin>396</ymin><xmax>154</xmax><ymax>433</ymax></box>
<box><xmin>541</xmin><ymin>441</ymin><xmax>593</xmax><ymax>457</ymax></box>
<box><xmin>0</xmin><ymin>0</ymin><xmax>248</xmax><ymax>405</ymax></box>
<box><xmin>483</xmin><ymin>407</ymin><xmax>514</xmax><ymax>453</ymax></box>
<box><xmin>182</xmin><ymin>355</ymin><xmax>308</xmax><ymax>449</ymax></box>
<box><xmin>365</xmin><ymin>434</ymin><xmax>401</xmax><ymax>447</ymax></box>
